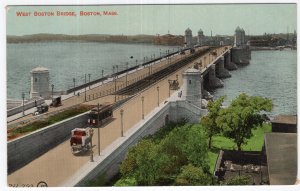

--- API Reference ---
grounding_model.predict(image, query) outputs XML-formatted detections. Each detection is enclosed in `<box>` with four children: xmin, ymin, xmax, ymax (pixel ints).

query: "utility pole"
<box><xmin>73</xmin><ymin>78</ymin><xmax>76</xmax><ymax>95</ymax></box>
<box><xmin>51</xmin><ymin>84</ymin><xmax>54</xmax><ymax>103</ymax></box>
<box><xmin>126</xmin><ymin>62</ymin><xmax>128</xmax><ymax>87</ymax></box>
<box><xmin>85</xmin><ymin>74</ymin><xmax>87</xmax><ymax>102</ymax></box>
<box><xmin>97</xmin><ymin>103</ymin><xmax>100</xmax><ymax>156</ymax></box>
<box><xmin>141</xmin><ymin>96</ymin><xmax>144</xmax><ymax>119</ymax></box>
<box><xmin>114</xmin><ymin>76</ymin><xmax>117</xmax><ymax>102</ymax></box>
<box><xmin>22</xmin><ymin>92</ymin><xmax>25</xmax><ymax>116</ymax></box>
<box><xmin>157</xmin><ymin>86</ymin><xmax>160</xmax><ymax>106</ymax></box>
<box><xmin>120</xmin><ymin>109</ymin><xmax>124</xmax><ymax>137</ymax></box>
<box><xmin>88</xmin><ymin>74</ymin><xmax>91</xmax><ymax>89</ymax></box>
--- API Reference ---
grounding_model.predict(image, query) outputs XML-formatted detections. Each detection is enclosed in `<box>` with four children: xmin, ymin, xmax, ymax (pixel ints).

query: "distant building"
<box><xmin>248</xmin><ymin>39</ymin><xmax>270</xmax><ymax>47</ymax></box>
<box><xmin>153</xmin><ymin>34</ymin><xmax>184</xmax><ymax>46</ymax></box>
<box><xmin>106</xmin><ymin>35</ymin><xmax>128</xmax><ymax>42</ymax></box>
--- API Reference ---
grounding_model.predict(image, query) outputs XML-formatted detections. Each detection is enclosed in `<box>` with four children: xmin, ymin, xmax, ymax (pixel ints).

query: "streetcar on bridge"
<box><xmin>87</xmin><ymin>104</ymin><xmax>113</xmax><ymax>126</ymax></box>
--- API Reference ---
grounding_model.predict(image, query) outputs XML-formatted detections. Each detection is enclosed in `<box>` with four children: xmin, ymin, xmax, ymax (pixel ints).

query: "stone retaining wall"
<box><xmin>7</xmin><ymin>112</ymin><xmax>89</xmax><ymax>174</ymax></box>
<box><xmin>7</xmin><ymin>98</ymin><xmax>45</xmax><ymax>117</ymax></box>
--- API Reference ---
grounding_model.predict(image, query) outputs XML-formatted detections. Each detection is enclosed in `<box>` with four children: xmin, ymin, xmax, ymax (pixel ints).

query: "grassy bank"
<box><xmin>207</xmin><ymin>123</ymin><xmax>271</xmax><ymax>173</ymax></box>
<box><xmin>7</xmin><ymin>105</ymin><xmax>91</xmax><ymax>140</ymax></box>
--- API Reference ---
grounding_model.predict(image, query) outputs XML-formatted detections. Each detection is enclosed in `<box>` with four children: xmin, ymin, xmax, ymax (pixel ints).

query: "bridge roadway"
<box><xmin>8</xmin><ymin>46</ymin><xmax>230</xmax><ymax>186</ymax></box>
<box><xmin>8</xmin><ymin>46</ymin><xmax>201</xmax><ymax>127</ymax></box>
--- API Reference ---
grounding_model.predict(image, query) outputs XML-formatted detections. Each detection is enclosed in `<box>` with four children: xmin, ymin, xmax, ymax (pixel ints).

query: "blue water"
<box><xmin>213</xmin><ymin>50</ymin><xmax>297</xmax><ymax>116</ymax></box>
<box><xmin>7</xmin><ymin>42</ymin><xmax>178</xmax><ymax>99</ymax></box>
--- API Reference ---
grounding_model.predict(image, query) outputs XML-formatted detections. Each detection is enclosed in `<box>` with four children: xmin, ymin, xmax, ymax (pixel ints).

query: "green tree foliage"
<box><xmin>114</xmin><ymin>177</ymin><xmax>137</xmax><ymax>186</ymax></box>
<box><xmin>119</xmin><ymin>139</ymin><xmax>169</xmax><ymax>185</ymax></box>
<box><xmin>226</xmin><ymin>175</ymin><xmax>251</xmax><ymax>185</ymax></box>
<box><xmin>175</xmin><ymin>164</ymin><xmax>213</xmax><ymax>186</ymax></box>
<box><xmin>216</xmin><ymin>93</ymin><xmax>272</xmax><ymax>150</ymax></box>
<box><xmin>118</xmin><ymin>123</ymin><xmax>211</xmax><ymax>186</ymax></box>
<box><xmin>160</xmin><ymin>125</ymin><xmax>209</xmax><ymax>173</ymax></box>
<box><xmin>200</xmin><ymin>96</ymin><xmax>225</xmax><ymax>149</ymax></box>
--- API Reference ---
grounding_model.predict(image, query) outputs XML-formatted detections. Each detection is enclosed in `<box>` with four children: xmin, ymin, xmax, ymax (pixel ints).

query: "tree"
<box><xmin>159</xmin><ymin>124</ymin><xmax>209</xmax><ymax>173</ymax></box>
<box><xmin>119</xmin><ymin>139</ymin><xmax>169</xmax><ymax>185</ymax></box>
<box><xmin>200</xmin><ymin>96</ymin><xmax>225</xmax><ymax>149</ymax></box>
<box><xmin>114</xmin><ymin>177</ymin><xmax>137</xmax><ymax>186</ymax></box>
<box><xmin>226</xmin><ymin>175</ymin><xmax>251</xmax><ymax>185</ymax></box>
<box><xmin>216</xmin><ymin>93</ymin><xmax>272</xmax><ymax>151</ymax></box>
<box><xmin>175</xmin><ymin>164</ymin><xmax>213</xmax><ymax>186</ymax></box>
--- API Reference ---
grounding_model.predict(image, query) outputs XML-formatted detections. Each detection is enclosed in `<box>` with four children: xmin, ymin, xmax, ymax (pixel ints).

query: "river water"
<box><xmin>213</xmin><ymin>49</ymin><xmax>297</xmax><ymax>116</ymax></box>
<box><xmin>7</xmin><ymin>42</ymin><xmax>177</xmax><ymax>99</ymax></box>
<box><xmin>7</xmin><ymin>43</ymin><xmax>297</xmax><ymax>116</ymax></box>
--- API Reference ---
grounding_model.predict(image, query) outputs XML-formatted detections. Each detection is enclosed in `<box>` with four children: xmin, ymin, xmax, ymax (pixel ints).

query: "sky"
<box><xmin>6</xmin><ymin>4</ymin><xmax>297</xmax><ymax>36</ymax></box>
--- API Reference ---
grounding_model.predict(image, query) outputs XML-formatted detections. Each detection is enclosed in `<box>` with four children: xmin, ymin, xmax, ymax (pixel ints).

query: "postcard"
<box><xmin>3</xmin><ymin>0</ymin><xmax>299</xmax><ymax>189</ymax></box>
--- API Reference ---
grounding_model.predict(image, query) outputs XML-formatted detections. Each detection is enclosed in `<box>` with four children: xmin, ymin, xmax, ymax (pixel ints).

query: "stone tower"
<box><xmin>182</xmin><ymin>68</ymin><xmax>202</xmax><ymax>108</ymax></box>
<box><xmin>30</xmin><ymin>66</ymin><xmax>50</xmax><ymax>98</ymax></box>
<box><xmin>197</xmin><ymin>29</ymin><xmax>204</xmax><ymax>46</ymax></box>
<box><xmin>184</xmin><ymin>28</ymin><xmax>193</xmax><ymax>48</ymax></box>
<box><xmin>234</xmin><ymin>26</ymin><xmax>245</xmax><ymax>47</ymax></box>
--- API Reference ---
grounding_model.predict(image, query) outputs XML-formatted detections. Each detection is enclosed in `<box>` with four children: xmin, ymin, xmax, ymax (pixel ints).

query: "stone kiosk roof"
<box><xmin>31</xmin><ymin>66</ymin><xmax>49</xmax><ymax>73</ymax></box>
<box><xmin>183</xmin><ymin>68</ymin><xmax>201</xmax><ymax>75</ymax></box>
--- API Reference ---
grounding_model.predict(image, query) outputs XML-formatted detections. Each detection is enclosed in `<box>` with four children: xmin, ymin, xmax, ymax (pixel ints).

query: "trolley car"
<box><xmin>87</xmin><ymin>104</ymin><xmax>113</xmax><ymax>126</ymax></box>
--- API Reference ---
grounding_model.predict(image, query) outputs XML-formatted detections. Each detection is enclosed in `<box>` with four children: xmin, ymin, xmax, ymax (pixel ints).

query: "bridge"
<box><xmin>7</xmin><ymin>45</ymin><xmax>251</xmax><ymax>187</ymax></box>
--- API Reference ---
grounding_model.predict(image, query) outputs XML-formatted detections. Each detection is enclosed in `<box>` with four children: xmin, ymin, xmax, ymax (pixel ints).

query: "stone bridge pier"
<box><xmin>231</xmin><ymin>47</ymin><xmax>251</xmax><ymax>65</ymax></box>
<box><xmin>208</xmin><ymin>64</ymin><xmax>224</xmax><ymax>89</ymax></box>
<box><xmin>224</xmin><ymin>50</ymin><xmax>238</xmax><ymax>70</ymax></box>
<box><xmin>216</xmin><ymin>56</ymin><xmax>231</xmax><ymax>78</ymax></box>
<box><xmin>201</xmin><ymin>76</ymin><xmax>213</xmax><ymax>100</ymax></box>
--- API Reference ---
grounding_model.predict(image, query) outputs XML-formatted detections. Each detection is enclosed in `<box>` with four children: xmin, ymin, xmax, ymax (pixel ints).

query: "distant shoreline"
<box><xmin>7</xmin><ymin>34</ymin><xmax>184</xmax><ymax>47</ymax></box>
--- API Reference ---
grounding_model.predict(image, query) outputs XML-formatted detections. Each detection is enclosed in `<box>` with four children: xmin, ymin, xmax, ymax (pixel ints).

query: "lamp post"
<box><xmin>51</xmin><ymin>84</ymin><xmax>54</xmax><ymax>103</ymax></box>
<box><xmin>88</xmin><ymin>74</ymin><xmax>91</xmax><ymax>89</ymax></box>
<box><xmin>97</xmin><ymin>103</ymin><xmax>101</xmax><ymax>156</ymax></box>
<box><xmin>141</xmin><ymin>96</ymin><xmax>144</xmax><ymax>119</ymax></box>
<box><xmin>73</xmin><ymin>78</ymin><xmax>76</xmax><ymax>95</ymax></box>
<box><xmin>126</xmin><ymin>62</ymin><xmax>128</xmax><ymax>87</ymax></box>
<box><xmin>168</xmin><ymin>80</ymin><xmax>172</xmax><ymax>97</ymax></box>
<box><xmin>167</xmin><ymin>50</ymin><xmax>170</xmax><ymax>63</ymax></box>
<box><xmin>120</xmin><ymin>109</ymin><xmax>124</xmax><ymax>137</ymax></box>
<box><xmin>85</xmin><ymin>74</ymin><xmax>87</xmax><ymax>102</ymax></box>
<box><xmin>157</xmin><ymin>86</ymin><xmax>160</xmax><ymax>106</ymax></box>
<box><xmin>22</xmin><ymin>92</ymin><xmax>25</xmax><ymax>116</ymax></box>
<box><xmin>89</xmin><ymin>128</ymin><xmax>94</xmax><ymax>161</ymax></box>
<box><xmin>114</xmin><ymin>75</ymin><xmax>117</xmax><ymax>102</ymax></box>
